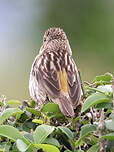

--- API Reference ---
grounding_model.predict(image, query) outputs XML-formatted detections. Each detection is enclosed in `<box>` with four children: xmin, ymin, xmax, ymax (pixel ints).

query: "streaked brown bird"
<box><xmin>29</xmin><ymin>27</ymin><xmax>81</xmax><ymax>117</ymax></box>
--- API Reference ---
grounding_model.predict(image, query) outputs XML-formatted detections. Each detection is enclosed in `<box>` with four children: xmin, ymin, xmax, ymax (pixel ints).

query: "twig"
<box><xmin>78</xmin><ymin>70</ymin><xmax>86</xmax><ymax>98</ymax></box>
<box><xmin>98</xmin><ymin>109</ymin><xmax>106</xmax><ymax>152</ymax></box>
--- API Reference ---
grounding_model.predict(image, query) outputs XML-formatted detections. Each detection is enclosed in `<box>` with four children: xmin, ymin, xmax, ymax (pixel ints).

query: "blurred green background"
<box><xmin>0</xmin><ymin>0</ymin><xmax>114</xmax><ymax>100</ymax></box>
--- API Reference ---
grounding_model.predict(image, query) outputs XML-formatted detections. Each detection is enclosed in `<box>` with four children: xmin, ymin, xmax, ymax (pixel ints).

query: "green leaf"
<box><xmin>87</xmin><ymin>144</ymin><xmax>99</xmax><ymax>152</ymax></box>
<box><xmin>16</xmin><ymin>140</ymin><xmax>35</xmax><ymax>152</ymax></box>
<box><xmin>28</xmin><ymin>100</ymin><xmax>36</xmax><ymax>107</ymax></box>
<box><xmin>0</xmin><ymin>108</ymin><xmax>23</xmax><ymax>125</ymax></box>
<box><xmin>33</xmin><ymin>125</ymin><xmax>55</xmax><ymax>144</ymax></box>
<box><xmin>93</xmin><ymin>73</ymin><xmax>113</xmax><ymax>83</ymax></box>
<box><xmin>106</xmin><ymin>140</ymin><xmax>114</xmax><ymax>152</ymax></box>
<box><xmin>0</xmin><ymin>149</ymin><xmax>5</xmax><ymax>152</ymax></box>
<box><xmin>47</xmin><ymin>113</ymin><xmax>64</xmax><ymax>119</ymax></box>
<box><xmin>22</xmin><ymin>119</ymin><xmax>36</xmax><ymax>132</ymax></box>
<box><xmin>41</xmin><ymin>103</ymin><xmax>61</xmax><ymax>113</ymax></box>
<box><xmin>0</xmin><ymin>142</ymin><xmax>11</xmax><ymax>151</ymax></box>
<box><xmin>105</xmin><ymin>119</ymin><xmax>114</xmax><ymax>131</ymax></box>
<box><xmin>86</xmin><ymin>134</ymin><xmax>98</xmax><ymax>145</ymax></box>
<box><xmin>58</xmin><ymin>126</ymin><xmax>74</xmax><ymax>140</ymax></box>
<box><xmin>109</xmin><ymin>113</ymin><xmax>114</xmax><ymax>120</ymax></box>
<box><xmin>26</xmin><ymin>107</ymin><xmax>41</xmax><ymax>117</ymax></box>
<box><xmin>64</xmin><ymin>150</ymin><xmax>72</xmax><ymax>152</ymax></box>
<box><xmin>75</xmin><ymin>124</ymin><xmax>97</xmax><ymax>147</ymax></box>
<box><xmin>97</xmin><ymin>85</ymin><xmax>113</xmax><ymax>93</ymax></box>
<box><xmin>6</xmin><ymin>100</ymin><xmax>21</xmax><ymax>106</ymax></box>
<box><xmin>75</xmin><ymin>150</ymin><xmax>84</xmax><ymax>152</ymax></box>
<box><xmin>41</xmin><ymin>103</ymin><xmax>64</xmax><ymax>118</ymax></box>
<box><xmin>34</xmin><ymin>144</ymin><xmax>60</xmax><ymax>152</ymax></box>
<box><xmin>16</xmin><ymin>139</ymin><xmax>30</xmax><ymax>152</ymax></box>
<box><xmin>75</xmin><ymin>139</ymin><xmax>83</xmax><ymax>148</ymax></box>
<box><xmin>101</xmin><ymin>133</ymin><xmax>114</xmax><ymax>140</ymax></box>
<box><xmin>81</xmin><ymin>92</ymin><xmax>111</xmax><ymax>113</ymax></box>
<box><xmin>32</xmin><ymin>119</ymin><xmax>43</xmax><ymax>124</ymax></box>
<box><xmin>24</xmin><ymin>134</ymin><xmax>34</xmax><ymax>142</ymax></box>
<box><xmin>80</xmin><ymin>124</ymin><xmax>97</xmax><ymax>138</ymax></box>
<box><xmin>0</xmin><ymin>125</ymin><xmax>30</xmax><ymax>144</ymax></box>
<box><xmin>0</xmin><ymin>101</ymin><xmax>4</xmax><ymax>106</ymax></box>
<box><xmin>96</xmin><ymin>102</ymin><xmax>113</xmax><ymax>109</ymax></box>
<box><xmin>43</xmin><ymin>138</ymin><xmax>60</xmax><ymax>148</ymax></box>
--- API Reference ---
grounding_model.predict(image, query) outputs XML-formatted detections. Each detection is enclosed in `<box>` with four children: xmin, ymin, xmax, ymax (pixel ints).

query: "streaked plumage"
<box><xmin>29</xmin><ymin>28</ymin><xmax>81</xmax><ymax>117</ymax></box>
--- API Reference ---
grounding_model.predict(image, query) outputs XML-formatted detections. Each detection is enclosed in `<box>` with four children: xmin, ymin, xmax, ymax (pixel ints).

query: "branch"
<box><xmin>98</xmin><ymin>109</ymin><xmax>106</xmax><ymax>152</ymax></box>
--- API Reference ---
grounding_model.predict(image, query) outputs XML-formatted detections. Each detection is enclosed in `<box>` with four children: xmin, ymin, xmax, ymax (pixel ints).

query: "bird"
<box><xmin>29</xmin><ymin>27</ymin><xmax>81</xmax><ymax>117</ymax></box>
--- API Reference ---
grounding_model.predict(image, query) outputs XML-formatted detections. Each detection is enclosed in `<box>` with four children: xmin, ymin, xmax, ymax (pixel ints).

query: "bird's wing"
<box><xmin>33</xmin><ymin>52</ymin><xmax>61</xmax><ymax>99</ymax></box>
<box><xmin>66</xmin><ymin>55</ymin><xmax>81</xmax><ymax>108</ymax></box>
<box><xmin>32</xmin><ymin>50</ymin><xmax>81</xmax><ymax>108</ymax></box>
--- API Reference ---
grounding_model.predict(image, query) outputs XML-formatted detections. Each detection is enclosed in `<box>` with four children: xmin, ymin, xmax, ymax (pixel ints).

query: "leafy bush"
<box><xmin>0</xmin><ymin>73</ymin><xmax>114</xmax><ymax>152</ymax></box>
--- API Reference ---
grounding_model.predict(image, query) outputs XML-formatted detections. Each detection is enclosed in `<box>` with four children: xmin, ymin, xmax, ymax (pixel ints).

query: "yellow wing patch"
<box><xmin>57</xmin><ymin>69</ymin><xmax>68</xmax><ymax>92</ymax></box>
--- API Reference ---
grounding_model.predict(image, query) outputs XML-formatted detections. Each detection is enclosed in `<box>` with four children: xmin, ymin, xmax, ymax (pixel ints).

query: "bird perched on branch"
<box><xmin>29</xmin><ymin>27</ymin><xmax>81</xmax><ymax>117</ymax></box>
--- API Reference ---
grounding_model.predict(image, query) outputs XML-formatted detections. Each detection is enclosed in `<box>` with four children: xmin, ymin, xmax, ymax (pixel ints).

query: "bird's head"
<box><xmin>43</xmin><ymin>28</ymin><xmax>67</xmax><ymax>43</ymax></box>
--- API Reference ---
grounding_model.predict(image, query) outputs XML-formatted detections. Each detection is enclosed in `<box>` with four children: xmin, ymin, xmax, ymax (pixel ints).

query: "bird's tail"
<box><xmin>58</xmin><ymin>95</ymin><xmax>74</xmax><ymax>118</ymax></box>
